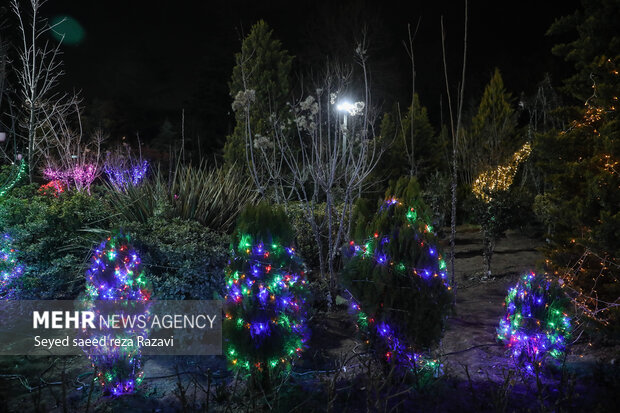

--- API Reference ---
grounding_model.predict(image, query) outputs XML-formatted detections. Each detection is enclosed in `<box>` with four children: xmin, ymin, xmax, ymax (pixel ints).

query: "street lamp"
<box><xmin>336</xmin><ymin>100</ymin><xmax>364</xmax><ymax>153</ymax></box>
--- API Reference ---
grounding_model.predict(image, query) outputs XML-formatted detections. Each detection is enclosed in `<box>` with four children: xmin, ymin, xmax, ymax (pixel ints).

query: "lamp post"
<box><xmin>336</xmin><ymin>100</ymin><xmax>364</xmax><ymax>154</ymax></box>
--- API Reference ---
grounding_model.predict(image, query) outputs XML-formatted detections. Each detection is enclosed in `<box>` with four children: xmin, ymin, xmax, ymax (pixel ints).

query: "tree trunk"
<box><xmin>482</xmin><ymin>232</ymin><xmax>495</xmax><ymax>279</ymax></box>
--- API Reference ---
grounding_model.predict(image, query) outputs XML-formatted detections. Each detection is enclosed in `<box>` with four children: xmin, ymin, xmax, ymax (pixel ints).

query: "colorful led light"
<box><xmin>83</xmin><ymin>234</ymin><xmax>151</xmax><ymax>395</ymax></box>
<box><xmin>0</xmin><ymin>233</ymin><xmax>24</xmax><ymax>299</ymax></box>
<box><xmin>343</xmin><ymin>197</ymin><xmax>451</xmax><ymax>376</ymax></box>
<box><xmin>224</xmin><ymin>234</ymin><xmax>309</xmax><ymax>374</ymax></box>
<box><xmin>104</xmin><ymin>160</ymin><xmax>148</xmax><ymax>191</ymax></box>
<box><xmin>497</xmin><ymin>272</ymin><xmax>571</xmax><ymax>373</ymax></box>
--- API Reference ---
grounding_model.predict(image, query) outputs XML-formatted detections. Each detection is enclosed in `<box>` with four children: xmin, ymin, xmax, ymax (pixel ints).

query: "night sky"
<box><xmin>37</xmin><ymin>0</ymin><xmax>582</xmax><ymax>153</ymax></box>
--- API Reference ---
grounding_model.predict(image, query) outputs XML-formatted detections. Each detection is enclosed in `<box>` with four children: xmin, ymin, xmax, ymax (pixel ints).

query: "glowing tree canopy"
<box><xmin>472</xmin><ymin>142</ymin><xmax>532</xmax><ymax>203</ymax></box>
<box><xmin>83</xmin><ymin>233</ymin><xmax>151</xmax><ymax>396</ymax></box>
<box><xmin>342</xmin><ymin>181</ymin><xmax>453</xmax><ymax>376</ymax></box>
<box><xmin>223</xmin><ymin>203</ymin><xmax>310</xmax><ymax>385</ymax></box>
<box><xmin>104</xmin><ymin>160</ymin><xmax>148</xmax><ymax>191</ymax></box>
<box><xmin>497</xmin><ymin>273</ymin><xmax>571</xmax><ymax>374</ymax></box>
<box><xmin>0</xmin><ymin>233</ymin><xmax>24</xmax><ymax>299</ymax></box>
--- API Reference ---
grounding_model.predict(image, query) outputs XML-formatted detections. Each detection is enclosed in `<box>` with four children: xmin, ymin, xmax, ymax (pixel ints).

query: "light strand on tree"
<box><xmin>548</xmin><ymin>247</ymin><xmax>620</xmax><ymax>326</ymax></box>
<box><xmin>345</xmin><ymin>289</ymin><xmax>442</xmax><ymax>376</ymax></box>
<box><xmin>497</xmin><ymin>272</ymin><xmax>571</xmax><ymax>374</ymax></box>
<box><xmin>224</xmin><ymin>235</ymin><xmax>309</xmax><ymax>373</ymax></box>
<box><xmin>0</xmin><ymin>160</ymin><xmax>26</xmax><ymax>198</ymax></box>
<box><xmin>343</xmin><ymin>197</ymin><xmax>450</xmax><ymax>374</ymax></box>
<box><xmin>472</xmin><ymin>142</ymin><xmax>532</xmax><ymax>203</ymax></box>
<box><xmin>346</xmin><ymin>197</ymin><xmax>450</xmax><ymax>290</ymax></box>
<box><xmin>0</xmin><ymin>233</ymin><xmax>24</xmax><ymax>299</ymax></box>
<box><xmin>104</xmin><ymin>160</ymin><xmax>148</xmax><ymax>190</ymax></box>
<box><xmin>83</xmin><ymin>234</ymin><xmax>151</xmax><ymax>396</ymax></box>
<box><xmin>38</xmin><ymin>180</ymin><xmax>65</xmax><ymax>197</ymax></box>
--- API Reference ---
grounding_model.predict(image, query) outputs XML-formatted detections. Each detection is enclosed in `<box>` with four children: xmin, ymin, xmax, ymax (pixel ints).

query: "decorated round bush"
<box><xmin>83</xmin><ymin>233</ymin><xmax>152</xmax><ymax>395</ymax></box>
<box><xmin>0</xmin><ymin>233</ymin><xmax>23</xmax><ymax>299</ymax></box>
<box><xmin>497</xmin><ymin>272</ymin><xmax>571</xmax><ymax>373</ymax></box>
<box><xmin>342</xmin><ymin>177</ymin><xmax>453</xmax><ymax>375</ymax></box>
<box><xmin>223</xmin><ymin>203</ymin><xmax>310</xmax><ymax>385</ymax></box>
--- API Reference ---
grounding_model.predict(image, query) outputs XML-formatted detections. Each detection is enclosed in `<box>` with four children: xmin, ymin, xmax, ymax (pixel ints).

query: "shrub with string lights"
<box><xmin>0</xmin><ymin>233</ymin><xmax>24</xmax><ymax>299</ymax></box>
<box><xmin>83</xmin><ymin>233</ymin><xmax>151</xmax><ymax>396</ymax></box>
<box><xmin>497</xmin><ymin>272</ymin><xmax>571</xmax><ymax>374</ymax></box>
<box><xmin>342</xmin><ymin>178</ymin><xmax>453</xmax><ymax>377</ymax></box>
<box><xmin>104</xmin><ymin>160</ymin><xmax>148</xmax><ymax>191</ymax></box>
<box><xmin>38</xmin><ymin>180</ymin><xmax>65</xmax><ymax>197</ymax></box>
<box><xmin>223</xmin><ymin>203</ymin><xmax>310</xmax><ymax>388</ymax></box>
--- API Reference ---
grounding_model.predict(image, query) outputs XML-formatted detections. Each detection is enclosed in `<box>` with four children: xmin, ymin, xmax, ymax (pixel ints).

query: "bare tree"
<box><xmin>441</xmin><ymin>0</ymin><xmax>468</xmax><ymax>293</ymax></box>
<box><xmin>274</xmin><ymin>44</ymin><xmax>380</xmax><ymax>304</ymax></box>
<box><xmin>234</xmin><ymin>38</ymin><xmax>381</xmax><ymax>305</ymax></box>
<box><xmin>40</xmin><ymin>99</ymin><xmax>105</xmax><ymax>194</ymax></box>
<box><xmin>400</xmin><ymin>20</ymin><xmax>421</xmax><ymax>177</ymax></box>
<box><xmin>11</xmin><ymin>0</ymin><xmax>75</xmax><ymax>181</ymax></box>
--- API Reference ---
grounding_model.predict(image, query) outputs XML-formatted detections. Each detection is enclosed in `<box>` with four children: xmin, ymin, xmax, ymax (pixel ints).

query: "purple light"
<box><xmin>104</xmin><ymin>160</ymin><xmax>148</xmax><ymax>191</ymax></box>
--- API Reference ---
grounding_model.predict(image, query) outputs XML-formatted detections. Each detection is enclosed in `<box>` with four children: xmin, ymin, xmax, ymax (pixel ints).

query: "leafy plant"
<box><xmin>0</xmin><ymin>187</ymin><xmax>112</xmax><ymax>299</ymax></box>
<box><xmin>121</xmin><ymin>217</ymin><xmax>229</xmax><ymax>300</ymax></box>
<box><xmin>104</xmin><ymin>163</ymin><xmax>258</xmax><ymax>232</ymax></box>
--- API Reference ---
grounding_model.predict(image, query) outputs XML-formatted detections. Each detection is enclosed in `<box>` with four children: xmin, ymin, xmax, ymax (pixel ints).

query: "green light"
<box><xmin>0</xmin><ymin>160</ymin><xmax>26</xmax><ymax>198</ymax></box>
<box><xmin>50</xmin><ymin>15</ymin><xmax>85</xmax><ymax>45</ymax></box>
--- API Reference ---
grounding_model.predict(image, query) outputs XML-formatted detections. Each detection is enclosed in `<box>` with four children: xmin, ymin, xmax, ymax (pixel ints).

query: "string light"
<box><xmin>0</xmin><ymin>233</ymin><xmax>24</xmax><ymax>299</ymax></box>
<box><xmin>104</xmin><ymin>160</ymin><xmax>148</xmax><ymax>191</ymax></box>
<box><xmin>82</xmin><ymin>234</ymin><xmax>151</xmax><ymax>396</ymax></box>
<box><xmin>38</xmin><ymin>180</ymin><xmax>65</xmax><ymax>197</ymax></box>
<box><xmin>343</xmin><ymin>197</ymin><xmax>451</xmax><ymax>375</ymax></box>
<box><xmin>472</xmin><ymin>143</ymin><xmax>532</xmax><ymax>203</ymax></box>
<box><xmin>0</xmin><ymin>160</ymin><xmax>26</xmax><ymax>198</ymax></box>
<box><xmin>43</xmin><ymin>163</ymin><xmax>98</xmax><ymax>192</ymax></box>
<box><xmin>497</xmin><ymin>272</ymin><xmax>571</xmax><ymax>374</ymax></box>
<box><xmin>553</xmin><ymin>248</ymin><xmax>620</xmax><ymax>326</ymax></box>
<box><xmin>224</xmin><ymin>234</ymin><xmax>309</xmax><ymax>374</ymax></box>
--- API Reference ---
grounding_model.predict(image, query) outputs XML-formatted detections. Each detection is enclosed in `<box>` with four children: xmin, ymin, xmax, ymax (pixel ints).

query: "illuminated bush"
<box><xmin>83</xmin><ymin>233</ymin><xmax>152</xmax><ymax>396</ymax></box>
<box><xmin>0</xmin><ymin>233</ymin><xmax>24</xmax><ymax>299</ymax></box>
<box><xmin>497</xmin><ymin>273</ymin><xmax>571</xmax><ymax>374</ymax></box>
<box><xmin>223</xmin><ymin>203</ymin><xmax>310</xmax><ymax>387</ymax></box>
<box><xmin>342</xmin><ymin>177</ymin><xmax>453</xmax><ymax>376</ymax></box>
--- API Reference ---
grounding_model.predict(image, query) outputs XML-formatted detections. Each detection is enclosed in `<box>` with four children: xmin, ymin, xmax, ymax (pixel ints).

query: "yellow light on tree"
<box><xmin>472</xmin><ymin>142</ymin><xmax>532</xmax><ymax>203</ymax></box>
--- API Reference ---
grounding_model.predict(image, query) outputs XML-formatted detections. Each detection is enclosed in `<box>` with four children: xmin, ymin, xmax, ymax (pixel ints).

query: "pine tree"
<box><xmin>224</xmin><ymin>21</ymin><xmax>293</xmax><ymax>169</ymax></box>
<box><xmin>223</xmin><ymin>203</ymin><xmax>310</xmax><ymax>390</ymax></box>
<box><xmin>548</xmin><ymin>0</ymin><xmax>620</xmax><ymax>102</ymax></box>
<box><xmin>375</xmin><ymin>95</ymin><xmax>442</xmax><ymax>189</ymax></box>
<box><xmin>538</xmin><ymin>0</ymin><xmax>620</xmax><ymax>326</ymax></box>
<box><xmin>342</xmin><ymin>177</ymin><xmax>452</xmax><ymax>375</ymax></box>
<box><xmin>461</xmin><ymin>68</ymin><xmax>519</xmax><ymax>185</ymax></box>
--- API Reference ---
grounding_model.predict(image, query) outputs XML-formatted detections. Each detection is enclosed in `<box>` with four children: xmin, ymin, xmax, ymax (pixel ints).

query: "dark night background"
<box><xmin>39</xmin><ymin>0</ymin><xmax>581</xmax><ymax>154</ymax></box>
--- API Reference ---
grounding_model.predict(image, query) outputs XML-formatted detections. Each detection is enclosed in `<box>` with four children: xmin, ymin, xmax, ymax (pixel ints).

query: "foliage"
<box><xmin>223</xmin><ymin>202</ymin><xmax>310</xmax><ymax>388</ymax></box>
<box><xmin>548</xmin><ymin>0</ymin><xmax>620</xmax><ymax>101</ymax></box>
<box><xmin>0</xmin><ymin>186</ymin><xmax>112</xmax><ymax>299</ymax></box>
<box><xmin>342</xmin><ymin>176</ymin><xmax>453</xmax><ymax>353</ymax></box>
<box><xmin>104</xmin><ymin>163</ymin><xmax>258</xmax><ymax>233</ymax></box>
<box><xmin>538</xmin><ymin>0</ymin><xmax>620</xmax><ymax>331</ymax></box>
<box><xmin>497</xmin><ymin>273</ymin><xmax>571</xmax><ymax>374</ymax></box>
<box><xmin>460</xmin><ymin>68</ymin><xmax>519</xmax><ymax>186</ymax></box>
<box><xmin>121</xmin><ymin>217</ymin><xmax>229</xmax><ymax>300</ymax></box>
<box><xmin>422</xmin><ymin>171</ymin><xmax>452</xmax><ymax>233</ymax></box>
<box><xmin>83</xmin><ymin>233</ymin><xmax>151</xmax><ymax>395</ymax></box>
<box><xmin>375</xmin><ymin>95</ymin><xmax>444</xmax><ymax>188</ymax></box>
<box><xmin>224</xmin><ymin>20</ymin><xmax>293</xmax><ymax>169</ymax></box>
<box><xmin>534</xmin><ymin>61</ymin><xmax>620</xmax><ymax>325</ymax></box>
<box><xmin>285</xmin><ymin>201</ymin><xmax>351</xmax><ymax>273</ymax></box>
